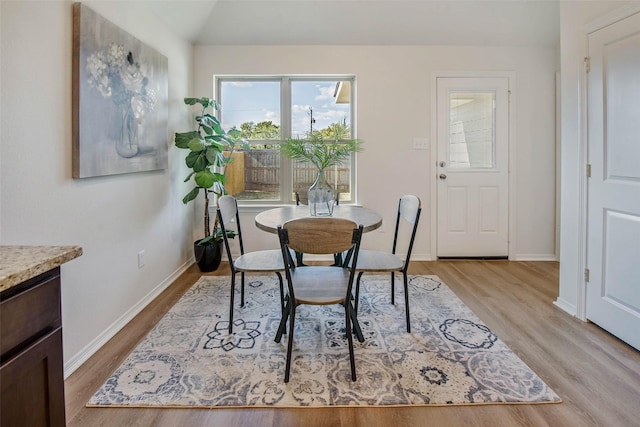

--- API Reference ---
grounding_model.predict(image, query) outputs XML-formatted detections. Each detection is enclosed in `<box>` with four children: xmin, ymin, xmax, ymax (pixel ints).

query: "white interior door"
<box><xmin>436</xmin><ymin>77</ymin><xmax>509</xmax><ymax>257</ymax></box>
<box><xmin>586</xmin><ymin>12</ymin><xmax>640</xmax><ymax>350</ymax></box>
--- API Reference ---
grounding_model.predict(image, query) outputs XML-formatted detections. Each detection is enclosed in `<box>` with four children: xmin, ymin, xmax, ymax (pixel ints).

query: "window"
<box><xmin>216</xmin><ymin>76</ymin><xmax>356</xmax><ymax>204</ymax></box>
<box><xmin>448</xmin><ymin>92</ymin><xmax>495</xmax><ymax>169</ymax></box>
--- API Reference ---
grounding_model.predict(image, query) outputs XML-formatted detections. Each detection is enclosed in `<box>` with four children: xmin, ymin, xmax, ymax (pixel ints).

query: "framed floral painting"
<box><xmin>72</xmin><ymin>3</ymin><xmax>168</xmax><ymax>178</ymax></box>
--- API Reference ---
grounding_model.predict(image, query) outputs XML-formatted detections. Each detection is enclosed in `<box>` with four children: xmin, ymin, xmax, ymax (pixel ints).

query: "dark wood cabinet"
<box><xmin>1</xmin><ymin>268</ymin><xmax>66</xmax><ymax>427</ymax></box>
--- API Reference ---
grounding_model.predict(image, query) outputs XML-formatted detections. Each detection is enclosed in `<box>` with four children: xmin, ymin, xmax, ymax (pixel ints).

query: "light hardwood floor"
<box><xmin>65</xmin><ymin>261</ymin><xmax>640</xmax><ymax>427</ymax></box>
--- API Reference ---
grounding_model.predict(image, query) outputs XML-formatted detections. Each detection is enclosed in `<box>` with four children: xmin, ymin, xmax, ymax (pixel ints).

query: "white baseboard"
<box><xmin>510</xmin><ymin>254</ymin><xmax>558</xmax><ymax>261</ymax></box>
<box><xmin>407</xmin><ymin>254</ymin><xmax>557</xmax><ymax>261</ymax></box>
<box><xmin>409</xmin><ymin>253</ymin><xmax>435</xmax><ymax>261</ymax></box>
<box><xmin>553</xmin><ymin>297</ymin><xmax>577</xmax><ymax>317</ymax></box>
<box><xmin>63</xmin><ymin>258</ymin><xmax>194</xmax><ymax>378</ymax></box>
<box><xmin>414</xmin><ymin>254</ymin><xmax>556</xmax><ymax>261</ymax></box>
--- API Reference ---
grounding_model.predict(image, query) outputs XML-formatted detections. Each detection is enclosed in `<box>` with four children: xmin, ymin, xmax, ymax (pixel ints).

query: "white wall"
<box><xmin>0</xmin><ymin>1</ymin><xmax>195</xmax><ymax>376</ymax></box>
<box><xmin>0</xmin><ymin>1</ymin><xmax>566</xmax><ymax>378</ymax></box>
<box><xmin>556</xmin><ymin>1</ymin><xmax>635</xmax><ymax>316</ymax></box>
<box><xmin>193</xmin><ymin>44</ymin><xmax>558</xmax><ymax>260</ymax></box>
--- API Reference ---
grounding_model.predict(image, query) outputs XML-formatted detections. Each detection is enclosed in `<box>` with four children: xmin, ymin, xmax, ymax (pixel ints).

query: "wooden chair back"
<box><xmin>282</xmin><ymin>217</ymin><xmax>359</xmax><ymax>255</ymax></box>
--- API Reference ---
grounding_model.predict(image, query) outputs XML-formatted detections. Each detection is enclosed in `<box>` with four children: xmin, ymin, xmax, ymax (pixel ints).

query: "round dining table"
<box><xmin>254</xmin><ymin>205</ymin><xmax>382</xmax><ymax>234</ymax></box>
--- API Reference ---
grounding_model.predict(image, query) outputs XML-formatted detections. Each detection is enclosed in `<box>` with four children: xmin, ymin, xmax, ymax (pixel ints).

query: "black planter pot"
<box><xmin>194</xmin><ymin>240</ymin><xmax>222</xmax><ymax>272</ymax></box>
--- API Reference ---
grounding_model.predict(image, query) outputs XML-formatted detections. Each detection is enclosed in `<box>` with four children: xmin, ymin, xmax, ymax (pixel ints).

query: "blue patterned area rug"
<box><xmin>87</xmin><ymin>275</ymin><xmax>561</xmax><ymax>408</ymax></box>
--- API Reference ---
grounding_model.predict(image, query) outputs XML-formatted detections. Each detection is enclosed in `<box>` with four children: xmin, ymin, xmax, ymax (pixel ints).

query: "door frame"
<box><xmin>429</xmin><ymin>70</ymin><xmax>517</xmax><ymax>260</ymax></box>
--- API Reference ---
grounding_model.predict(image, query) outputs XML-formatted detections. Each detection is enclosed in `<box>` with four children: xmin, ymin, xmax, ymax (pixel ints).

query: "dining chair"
<box><xmin>275</xmin><ymin>217</ymin><xmax>364</xmax><ymax>383</ymax></box>
<box><xmin>217</xmin><ymin>195</ymin><xmax>286</xmax><ymax>334</ymax></box>
<box><xmin>352</xmin><ymin>195</ymin><xmax>421</xmax><ymax>333</ymax></box>
<box><xmin>294</xmin><ymin>191</ymin><xmax>341</xmax><ymax>266</ymax></box>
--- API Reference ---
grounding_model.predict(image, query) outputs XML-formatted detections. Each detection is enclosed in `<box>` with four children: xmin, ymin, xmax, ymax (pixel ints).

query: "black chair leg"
<box><xmin>390</xmin><ymin>272</ymin><xmax>395</xmax><ymax>304</ymax></box>
<box><xmin>276</xmin><ymin>272</ymin><xmax>284</xmax><ymax>313</ymax></box>
<box><xmin>295</xmin><ymin>251</ymin><xmax>305</xmax><ymax>266</ymax></box>
<box><xmin>284</xmin><ymin>305</ymin><xmax>296</xmax><ymax>383</ymax></box>
<box><xmin>348</xmin><ymin>302</ymin><xmax>364</xmax><ymax>343</ymax></box>
<box><xmin>240</xmin><ymin>272</ymin><xmax>245</xmax><ymax>307</ymax></box>
<box><xmin>275</xmin><ymin>298</ymin><xmax>290</xmax><ymax>343</ymax></box>
<box><xmin>228</xmin><ymin>274</ymin><xmax>236</xmax><ymax>334</ymax></box>
<box><xmin>332</xmin><ymin>252</ymin><xmax>343</xmax><ymax>266</ymax></box>
<box><xmin>345</xmin><ymin>304</ymin><xmax>356</xmax><ymax>381</ymax></box>
<box><xmin>403</xmin><ymin>272</ymin><xmax>411</xmax><ymax>333</ymax></box>
<box><xmin>354</xmin><ymin>272</ymin><xmax>363</xmax><ymax>313</ymax></box>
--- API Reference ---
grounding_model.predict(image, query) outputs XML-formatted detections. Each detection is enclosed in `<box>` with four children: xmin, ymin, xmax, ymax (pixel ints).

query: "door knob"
<box><xmin>439</xmin><ymin>161</ymin><xmax>446</xmax><ymax>167</ymax></box>
<box><xmin>439</xmin><ymin>173</ymin><xmax>447</xmax><ymax>180</ymax></box>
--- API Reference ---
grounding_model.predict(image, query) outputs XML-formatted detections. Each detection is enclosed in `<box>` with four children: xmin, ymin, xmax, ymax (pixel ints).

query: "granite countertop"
<box><xmin>0</xmin><ymin>245</ymin><xmax>83</xmax><ymax>292</ymax></box>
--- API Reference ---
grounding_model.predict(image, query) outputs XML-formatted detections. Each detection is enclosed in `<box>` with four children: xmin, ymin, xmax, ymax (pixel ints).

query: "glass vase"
<box><xmin>308</xmin><ymin>169</ymin><xmax>336</xmax><ymax>216</ymax></box>
<box><xmin>116</xmin><ymin>106</ymin><xmax>139</xmax><ymax>158</ymax></box>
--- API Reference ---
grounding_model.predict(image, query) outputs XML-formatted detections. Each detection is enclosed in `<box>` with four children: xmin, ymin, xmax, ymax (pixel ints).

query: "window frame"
<box><xmin>215</xmin><ymin>75</ymin><xmax>357</xmax><ymax>206</ymax></box>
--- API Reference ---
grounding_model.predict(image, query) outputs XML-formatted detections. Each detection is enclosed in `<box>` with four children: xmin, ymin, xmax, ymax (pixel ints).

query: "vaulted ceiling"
<box><xmin>144</xmin><ymin>0</ymin><xmax>560</xmax><ymax>47</ymax></box>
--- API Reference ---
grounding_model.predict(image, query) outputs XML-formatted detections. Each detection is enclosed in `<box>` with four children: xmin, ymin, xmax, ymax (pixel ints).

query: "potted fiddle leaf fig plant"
<box><xmin>175</xmin><ymin>97</ymin><xmax>247</xmax><ymax>272</ymax></box>
<box><xmin>281</xmin><ymin>130</ymin><xmax>363</xmax><ymax>216</ymax></box>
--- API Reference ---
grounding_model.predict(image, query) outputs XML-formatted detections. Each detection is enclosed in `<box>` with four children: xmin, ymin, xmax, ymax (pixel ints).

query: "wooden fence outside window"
<box><xmin>226</xmin><ymin>150</ymin><xmax>350</xmax><ymax>201</ymax></box>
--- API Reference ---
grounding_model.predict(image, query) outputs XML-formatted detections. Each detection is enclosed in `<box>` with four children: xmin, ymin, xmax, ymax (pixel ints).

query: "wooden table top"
<box><xmin>254</xmin><ymin>205</ymin><xmax>382</xmax><ymax>234</ymax></box>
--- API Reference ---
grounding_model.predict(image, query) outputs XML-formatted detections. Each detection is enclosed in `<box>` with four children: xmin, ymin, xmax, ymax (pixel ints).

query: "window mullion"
<box><xmin>280</xmin><ymin>77</ymin><xmax>293</xmax><ymax>203</ymax></box>
<box><xmin>350</xmin><ymin>77</ymin><xmax>357</xmax><ymax>204</ymax></box>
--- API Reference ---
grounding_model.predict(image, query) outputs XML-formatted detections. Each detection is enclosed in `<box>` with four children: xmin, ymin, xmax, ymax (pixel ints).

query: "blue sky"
<box><xmin>219</xmin><ymin>79</ymin><xmax>350</xmax><ymax>138</ymax></box>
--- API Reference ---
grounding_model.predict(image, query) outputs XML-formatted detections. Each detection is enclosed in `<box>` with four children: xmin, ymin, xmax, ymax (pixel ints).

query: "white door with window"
<box><xmin>586</xmin><ymin>11</ymin><xmax>640</xmax><ymax>350</ymax></box>
<box><xmin>436</xmin><ymin>77</ymin><xmax>510</xmax><ymax>257</ymax></box>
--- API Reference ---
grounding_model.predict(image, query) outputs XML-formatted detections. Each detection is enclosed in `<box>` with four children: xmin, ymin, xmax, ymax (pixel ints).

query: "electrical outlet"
<box><xmin>138</xmin><ymin>250</ymin><xmax>145</xmax><ymax>268</ymax></box>
<box><xmin>413</xmin><ymin>137</ymin><xmax>428</xmax><ymax>150</ymax></box>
